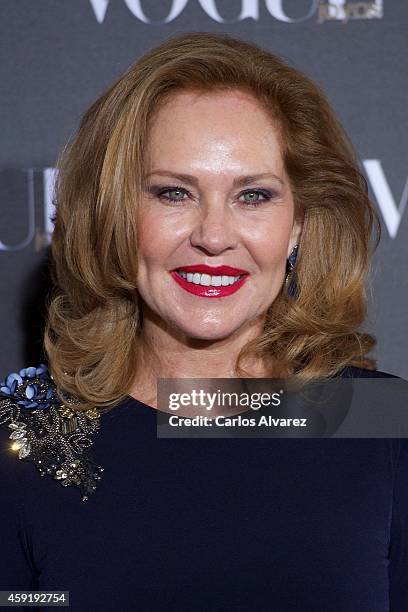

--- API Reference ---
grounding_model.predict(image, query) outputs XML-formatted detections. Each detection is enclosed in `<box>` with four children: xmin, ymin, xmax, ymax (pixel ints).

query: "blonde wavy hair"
<box><xmin>44</xmin><ymin>31</ymin><xmax>381</xmax><ymax>412</ymax></box>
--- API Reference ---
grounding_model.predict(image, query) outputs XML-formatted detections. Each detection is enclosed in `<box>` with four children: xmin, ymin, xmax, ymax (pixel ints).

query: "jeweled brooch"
<box><xmin>0</xmin><ymin>364</ymin><xmax>104</xmax><ymax>502</ymax></box>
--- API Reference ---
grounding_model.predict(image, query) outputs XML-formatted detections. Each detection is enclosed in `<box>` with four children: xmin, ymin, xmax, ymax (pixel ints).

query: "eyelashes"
<box><xmin>148</xmin><ymin>184</ymin><xmax>278</xmax><ymax>208</ymax></box>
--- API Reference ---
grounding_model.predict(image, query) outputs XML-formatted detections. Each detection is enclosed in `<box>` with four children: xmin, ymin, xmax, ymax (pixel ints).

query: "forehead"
<box><xmin>146</xmin><ymin>89</ymin><xmax>285</xmax><ymax>174</ymax></box>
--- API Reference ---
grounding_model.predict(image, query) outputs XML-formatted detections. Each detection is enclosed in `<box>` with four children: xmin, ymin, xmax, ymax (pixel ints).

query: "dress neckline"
<box><xmin>113</xmin><ymin>366</ymin><xmax>400</xmax><ymax>417</ymax></box>
<box><xmin>123</xmin><ymin>394</ymin><xmax>157</xmax><ymax>412</ymax></box>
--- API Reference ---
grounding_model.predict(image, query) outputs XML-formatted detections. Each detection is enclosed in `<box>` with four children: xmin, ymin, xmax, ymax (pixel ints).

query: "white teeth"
<box><xmin>176</xmin><ymin>271</ymin><xmax>242</xmax><ymax>287</ymax></box>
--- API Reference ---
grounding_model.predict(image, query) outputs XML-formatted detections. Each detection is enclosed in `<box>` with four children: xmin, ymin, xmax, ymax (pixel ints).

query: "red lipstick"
<box><xmin>169</xmin><ymin>265</ymin><xmax>249</xmax><ymax>298</ymax></box>
<box><xmin>174</xmin><ymin>264</ymin><xmax>249</xmax><ymax>276</ymax></box>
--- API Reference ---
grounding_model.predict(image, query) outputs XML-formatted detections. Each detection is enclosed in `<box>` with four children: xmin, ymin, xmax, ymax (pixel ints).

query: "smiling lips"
<box><xmin>170</xmin><ymin>264</ymin><xmax>250</xmax><ymax>298</ymax></box>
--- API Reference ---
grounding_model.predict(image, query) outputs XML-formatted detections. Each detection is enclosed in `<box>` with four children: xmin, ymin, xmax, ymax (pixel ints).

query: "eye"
<box><xmin>151</xmin><ymin>185</ymin><xmax>191</xmax><ymax>203</ymax></box>
<box><xmin>148</xmin><ymin>185</ymin><xmax>277</xmax><ymax>207</ymax></box>
<box><xmin>239</xmin><ymin>189</ymin><xmax>275</xmax><ymax>207</ymax></box>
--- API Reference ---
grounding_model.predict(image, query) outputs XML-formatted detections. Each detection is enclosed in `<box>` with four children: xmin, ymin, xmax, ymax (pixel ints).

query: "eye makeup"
<box><xmin>147</xmin><ymin>184</ymin><xmax>280</xmax><ymax>207</ymax></box>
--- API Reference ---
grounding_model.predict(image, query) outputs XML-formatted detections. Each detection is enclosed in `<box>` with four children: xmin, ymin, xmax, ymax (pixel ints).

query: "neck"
<box><xmin>128</xmin><ymin>305</ymin><xmax>271</xmax><ymax>408</ymax></box>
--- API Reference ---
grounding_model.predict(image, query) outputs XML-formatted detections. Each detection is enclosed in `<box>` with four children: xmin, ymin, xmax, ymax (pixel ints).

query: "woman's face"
<box><xmin>136</xmin><ymin>89</ymin><xmax>302</xmax><ymax>341</ymax></box>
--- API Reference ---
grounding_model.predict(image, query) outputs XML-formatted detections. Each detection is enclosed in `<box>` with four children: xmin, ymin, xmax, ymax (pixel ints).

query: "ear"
<box><xmin>287</xmin><ymin>218</ymin><xmax>303</xmax><ymax>258</ymax></box>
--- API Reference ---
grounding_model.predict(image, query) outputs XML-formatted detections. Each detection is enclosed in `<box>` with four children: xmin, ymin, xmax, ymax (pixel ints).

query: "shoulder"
<box><xmin>336</xmin><ymin>366</ymin><xmax>403</xmax><ymax>379</ymax></box>
<box><xmin>0</xmin><ymin>364</ymin><xmax>104</xmax><ymax>502</ymax></box>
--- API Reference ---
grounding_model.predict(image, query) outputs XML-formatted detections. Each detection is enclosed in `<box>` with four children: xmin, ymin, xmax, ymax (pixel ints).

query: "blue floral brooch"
<box><xmin>0</xmin><ymin>364</ymin><xmax>104</xmax><ymax>502</ymax></box>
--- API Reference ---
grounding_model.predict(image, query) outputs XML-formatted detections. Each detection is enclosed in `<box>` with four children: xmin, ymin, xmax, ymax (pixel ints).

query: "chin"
<box><xmin>176</xmin><ymin>323</ymin><xmax>240</xmax><ymax>342</ymax></box>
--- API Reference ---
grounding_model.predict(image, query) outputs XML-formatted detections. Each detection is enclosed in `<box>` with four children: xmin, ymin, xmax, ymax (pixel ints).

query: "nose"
<box><xmin>189</xmin><ymin>198</ymin><xmax>239</xmax><ymax>255</ymax></box>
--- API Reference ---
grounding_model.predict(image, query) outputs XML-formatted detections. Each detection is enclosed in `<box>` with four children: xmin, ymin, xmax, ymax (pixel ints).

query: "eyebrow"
<box><xmin>145</xmin><ymin>170</ymin><xmax>284</xmax><ymax>187</ymax></box>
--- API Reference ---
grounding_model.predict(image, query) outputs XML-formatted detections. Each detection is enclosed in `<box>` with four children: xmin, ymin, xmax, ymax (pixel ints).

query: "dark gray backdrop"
<box><xmin>1</xmin><ymin>0</ymin><xmax>407</xmax><ymax>379</ymax></box>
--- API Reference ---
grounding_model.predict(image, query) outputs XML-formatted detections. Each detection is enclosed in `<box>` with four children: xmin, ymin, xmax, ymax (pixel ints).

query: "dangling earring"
<box><xmin>285</xmin><ymin>244</ymin><xmax>299</xmax><ymax>298</ymax></box>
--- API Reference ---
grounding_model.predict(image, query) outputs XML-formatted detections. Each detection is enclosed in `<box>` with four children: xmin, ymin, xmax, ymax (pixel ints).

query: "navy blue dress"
<box><xmin>0</xmin><ymin>364</ymin><xmax>407</xmax><ymax>611</ymax></box>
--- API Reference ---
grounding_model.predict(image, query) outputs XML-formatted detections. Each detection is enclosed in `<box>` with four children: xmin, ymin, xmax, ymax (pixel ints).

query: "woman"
<box><xmin>0</xmin><ymin>32</ymin><xmax>406</xmax><ymax>611</ymax></box>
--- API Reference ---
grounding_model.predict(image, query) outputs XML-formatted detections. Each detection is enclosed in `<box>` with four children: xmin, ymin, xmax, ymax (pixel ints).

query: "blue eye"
<box><xmin>152</xmin><ymin>185</ymin><xmax>190</xmax><ymax>203</ymax></box>
<box><xmin>239</xmin><ymin>189</ymin><xmax>274</xmax><ymax>207</ymax></box>
<box><xmin>149</xmin><ymin>185</ymin><xmax>275</xmax><ymax>207</ymax></box>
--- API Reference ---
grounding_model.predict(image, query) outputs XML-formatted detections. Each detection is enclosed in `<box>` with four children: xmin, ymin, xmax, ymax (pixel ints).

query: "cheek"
<box><xmin>246</xmin><ymin>217</ymin><xmax>293</xmax><ymax>269</ymax></box>
<box><xmin>137</xmin><ymin>211</ymin><xmax>171</xmax><ymax>265</ymax></box>
<box><xmin>137</xmin><ymin>207</ymin><xmax>191</xmax><ymax>268</ymax></box>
